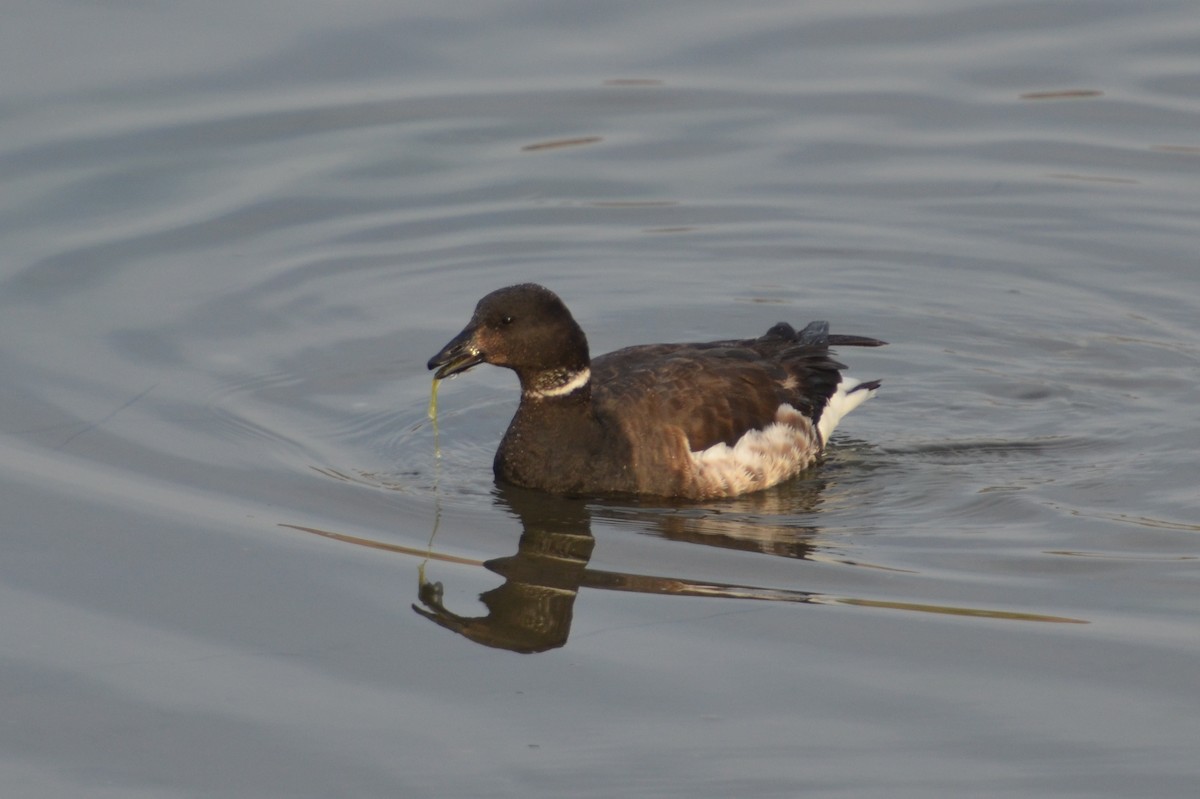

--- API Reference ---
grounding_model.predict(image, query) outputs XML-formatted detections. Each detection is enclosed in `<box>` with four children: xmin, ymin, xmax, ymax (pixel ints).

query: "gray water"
<box><xmin>3</xmin><ymin>1</ymin><xmax>1198</xmax><ymax>797</ymax></box>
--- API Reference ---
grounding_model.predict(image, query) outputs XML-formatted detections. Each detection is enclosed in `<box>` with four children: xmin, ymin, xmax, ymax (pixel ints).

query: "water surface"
<box><xmin>2</xmin><ymin>1</ymin><xmax>1198</xmax><ymax>797</ymax></box>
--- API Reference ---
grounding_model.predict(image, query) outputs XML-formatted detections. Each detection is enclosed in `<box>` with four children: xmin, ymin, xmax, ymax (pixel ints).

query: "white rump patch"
<box><xmin>525</xmin><ymin>367</ymin><xmax>591</xmax><ymax>399</ymax></box>
<box><xmin>688</xmin><ymin>404</ymin><xmax>821</xmax><ymax>498</ymax></box>
<box><xmin>817</xmin><ymin>375</ymin><xmax>877</xmax><ymax>445</ymax></box>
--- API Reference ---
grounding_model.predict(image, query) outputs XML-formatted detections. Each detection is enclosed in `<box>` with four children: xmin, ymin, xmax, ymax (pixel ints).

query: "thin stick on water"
<box><xmin>428</xmin><ymin>377</ymin><xmax>441</xmax><ymax>459</ymax></box>
<box><xmin>420</xmin><ymin>377</ymin><xmax>443</xmax><ymax>586</ymax></box>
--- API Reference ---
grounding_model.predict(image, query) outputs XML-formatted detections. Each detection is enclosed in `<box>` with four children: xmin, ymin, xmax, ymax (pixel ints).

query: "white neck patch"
<box><xmin>525</xmin><ymin>367</ymin><xmax>591</xmax><ymax>399</ymax></box>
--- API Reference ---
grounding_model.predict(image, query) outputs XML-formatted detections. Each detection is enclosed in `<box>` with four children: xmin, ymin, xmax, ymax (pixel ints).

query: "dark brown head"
<box><xmin>427</xmin><ymin>284</ymin><xmax>591</xmax><ymax>389</ymax></box>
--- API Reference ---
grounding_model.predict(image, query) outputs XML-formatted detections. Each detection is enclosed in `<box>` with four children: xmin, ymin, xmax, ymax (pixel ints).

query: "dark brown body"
<box><xmin>428</xmin><ymin>284</ymin><xmax>884</xmax><ymax>499</ymax></box>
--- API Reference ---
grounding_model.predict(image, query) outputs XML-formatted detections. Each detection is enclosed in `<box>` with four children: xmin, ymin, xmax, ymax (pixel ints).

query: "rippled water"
<box><xmin>3</xmin><ymin>1</ymin><xmax>1199</xmax><ymax>796</ymax></box>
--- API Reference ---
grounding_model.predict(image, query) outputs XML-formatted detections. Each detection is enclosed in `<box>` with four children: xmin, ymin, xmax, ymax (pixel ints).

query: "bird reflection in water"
<box><xmin>412</xmin><ymin>483</ymin><xmax>830</xmax><ymax>653</ymax></box>
<box><xmin>283</xmin><ymin>471</ymin><xmax>1085</xmax><ymax>655</ymax></box>
<box><xmin>414</xmin><ymin>488</ymin><xmax>595</xmax><ymax>653</ymax></box>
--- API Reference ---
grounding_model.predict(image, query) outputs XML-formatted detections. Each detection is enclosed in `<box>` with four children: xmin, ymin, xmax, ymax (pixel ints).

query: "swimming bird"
<box><xmin>428</xmin><ymin>283</ymin><xmax>885</xmax><ymax>499</ymax></box>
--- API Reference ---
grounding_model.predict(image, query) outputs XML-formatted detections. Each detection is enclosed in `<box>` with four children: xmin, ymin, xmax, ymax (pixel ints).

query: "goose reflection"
<box><xmin>281</xmin><ymin>469</ymin><xmax>1086</xmax><ymax>656</ymax></box>
<box><xmin>413</xmin><ymin>488</ymin><xmax>595</xmax><ymax>653</ymax></box>
<box><xmin>587</xmin><ymin>469</ymin><xmax>830</xmax><ymax>559</ymax></box>
<box><xmin>412</xmin><ymin>483</ymin><xmax>828</xmax><ymax>653</ymax></box>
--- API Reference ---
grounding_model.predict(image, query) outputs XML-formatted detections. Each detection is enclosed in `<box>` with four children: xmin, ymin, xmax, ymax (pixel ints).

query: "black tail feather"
<box><xmin>765</xmin><ymin>320</ymin><xmax>886</xmax><ymax>348</ymax></box>
<box><xmin>828</xmin><ymin>334</ymin><xmax>887</xmax><ymax>347</ymax></box>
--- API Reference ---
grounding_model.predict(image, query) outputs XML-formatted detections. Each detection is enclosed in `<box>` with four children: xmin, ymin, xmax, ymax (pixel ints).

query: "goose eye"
<box><xmin>499</xmin><ymin>315</ymin><xmax>514</xmax><ymax>326</ymax></box>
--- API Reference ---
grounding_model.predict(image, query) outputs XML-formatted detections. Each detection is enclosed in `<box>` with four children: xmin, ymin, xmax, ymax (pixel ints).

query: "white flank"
<box><xmin>816</xmin><ymin>375</ymin><xmax>877</xmax><ymax>445</ymax></box>
<box><xmin>526</xmin><ymin>367</ymin><xmax>591</xmax><ymax>399</ymax></box>
<box><xmin>689</xmin><ymin>404</ymin><xmax>821</xmax><ymax>498</ymax></box>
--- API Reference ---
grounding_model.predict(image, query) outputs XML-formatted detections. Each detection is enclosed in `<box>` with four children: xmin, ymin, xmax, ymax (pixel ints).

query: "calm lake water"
<box><xmin>3</xmin><ymin>1</ymin><xmax>1198</xmax><ymax>796</ymax></box>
